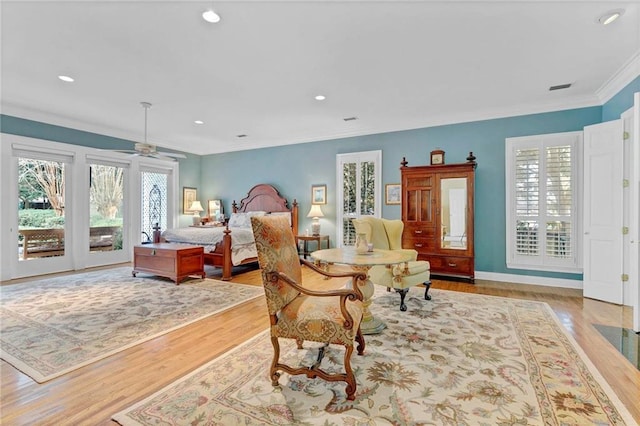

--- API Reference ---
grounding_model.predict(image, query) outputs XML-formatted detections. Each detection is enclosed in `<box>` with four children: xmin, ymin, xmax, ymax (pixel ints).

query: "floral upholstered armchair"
<box><xmin>250</xmin><ymin>215</ymin><xmax>367</xmax><ymax>401</ymax></box>
<box><xmin>352</xmin><ymin>216</ymin><xmax>431</xmax><ymax>311</ymax></box>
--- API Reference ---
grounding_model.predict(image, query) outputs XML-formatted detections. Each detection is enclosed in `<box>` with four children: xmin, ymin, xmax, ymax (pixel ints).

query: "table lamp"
<box><xmin>307</xmin><ymin>204</ymin><xmax>324</xmax><ymax>235</ymax></box>
<box><xmin>189</xmin><ymin>200</ymin><xmax>204</xmax><ymax>225</ymax></box>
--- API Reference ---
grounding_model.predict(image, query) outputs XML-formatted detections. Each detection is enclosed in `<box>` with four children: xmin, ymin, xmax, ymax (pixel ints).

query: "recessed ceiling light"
<box><xmin>58</xmin><ymin>75</ymin><xmax>74</xmax><ymax>82</ymax></box>
<box><xmin>315</xmin><ymin>95</ymin><xmax>326</xmax><ymax>101</ymax></box>
<box><xmin>597</xmin><ymin>9</ymin><xmax>624</xmax><ymax>25</ymax></box>
<box><xmin>202</xmin><ymin>8</ymin><xmax>221</xmax><ymax>23</ymax></box>
<box><xmin>194</xmin><ymin>120</ymin><xmax>204</xmax><ymax>125</ymax></box>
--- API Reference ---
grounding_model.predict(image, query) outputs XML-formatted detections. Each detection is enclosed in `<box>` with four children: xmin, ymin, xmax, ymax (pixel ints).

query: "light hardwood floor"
<box><xmin>1</xmin><ymin>265</ymin><xmax>639</xmax><ymax>425</ymax></box>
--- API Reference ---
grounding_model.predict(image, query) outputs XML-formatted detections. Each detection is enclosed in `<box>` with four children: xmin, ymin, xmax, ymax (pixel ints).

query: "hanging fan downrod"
<box><xmin>132</xmin><ymin>102</ymin><xmax>186</xmax><ymax>159</ymax></box>
<box><xmin>141</xmin><ymin>101</ymin><xmax>152</xmax><ymax>143</ymax></box>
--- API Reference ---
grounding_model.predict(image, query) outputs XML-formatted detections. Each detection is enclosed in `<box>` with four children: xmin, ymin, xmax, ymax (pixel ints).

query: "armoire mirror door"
<box><xmin>440</xmin><ymin>177</ymin><xmax>467</xmax><ymax>250</ymax></box>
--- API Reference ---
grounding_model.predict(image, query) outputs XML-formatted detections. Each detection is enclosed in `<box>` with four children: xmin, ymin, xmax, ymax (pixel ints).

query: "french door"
<box><xmin>14</xmin><ymin>147</ymin><xmax>74</xmax><ymax>277</ymax></box>
<box><xmin>336</xmin><ymin>150</ymin><xmax>382</xmax><ymax>247</ymax></box>
<box><xmin>84</xmin><ymin>158</ymin><xmax>131</xmax><ymax>268</ymax></box>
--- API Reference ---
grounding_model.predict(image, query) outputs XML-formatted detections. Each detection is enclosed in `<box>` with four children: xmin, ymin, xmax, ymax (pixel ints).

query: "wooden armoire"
<box><xmin>400</xmin><ymin>157</ymin><xmax>476</xmax><ymax>281</ymax></box>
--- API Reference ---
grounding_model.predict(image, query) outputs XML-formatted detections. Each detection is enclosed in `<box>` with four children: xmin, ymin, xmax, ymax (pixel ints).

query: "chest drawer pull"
<box><xmin>414</xmin><ymin>230</ymin><xmax>423</xmax><ymax>234</ymax></box>
<box><xmin>448</xmin><ymin>262</ymin><xmax>457</xmax><ymax>267</ymax></box>
<box><xmin>414</xmin><ymin>243</ymin><xmax>423</xmax><ymax>248</ymax></box>
<box><xmin>151</xmin><ymin>249</ymin><xmax>156</xmax><ymax>255</ymax></box>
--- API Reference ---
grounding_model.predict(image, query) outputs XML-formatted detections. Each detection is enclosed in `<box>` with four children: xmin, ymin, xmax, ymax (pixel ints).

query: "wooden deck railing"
<box><xmin>18</xmin><ymin>226</ymin><xmax>120</xmax><ymax>259</ymax></box>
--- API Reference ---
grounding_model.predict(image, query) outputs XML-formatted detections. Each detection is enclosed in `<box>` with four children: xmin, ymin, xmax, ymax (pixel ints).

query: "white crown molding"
<box><xmin>1</xmin><ymin>102</ymin><xmax>140</xmax><ymax>144</ymax></box>
<box><xmin>596</xmin><ymin>49</ymin><xmax>640</xmax><ymax>104</ymax></box>
<box><xmin>0</xmin><ymin>102</ymin><xmax>184</xmax><ymax>153</ymax></box>
<box><xmin>475</xmin><ymin>271</ymin><xmax>583</xmax><ymax>290</ymax></box>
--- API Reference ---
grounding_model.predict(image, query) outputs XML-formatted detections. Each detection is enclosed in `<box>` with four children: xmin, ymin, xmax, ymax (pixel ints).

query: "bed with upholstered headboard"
<box><xmin>162</xmin><ymin>184</ymin><xmax>298</xmax><ymax>280</ymax></box>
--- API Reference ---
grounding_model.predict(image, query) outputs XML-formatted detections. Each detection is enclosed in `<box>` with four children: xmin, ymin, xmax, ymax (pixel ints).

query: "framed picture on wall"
<box><xmin>183</xmin><ymin>187</ymin><xmax>197</xmax><ymax>214</ymax></box>
<box><xmin>311</xmin><ymin>184</ymin><xmax>327</xmax><ymax>205</ymax></box>
<box><xmin>385</xmin><ymin>184</ymin><xmax>401</xmax><ymax>205</ymax></box>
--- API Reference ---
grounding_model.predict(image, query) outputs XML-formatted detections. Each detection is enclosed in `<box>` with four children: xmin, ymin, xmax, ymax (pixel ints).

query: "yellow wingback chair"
<box><xmin>352</xmin><ymin>216</ymin><xmax>431</xmax><ymax>311</ymax></box>
<box><xmin>251</xmin><ymin>215</ymin><xmax>367</xmax><ymax>401</ymax></box>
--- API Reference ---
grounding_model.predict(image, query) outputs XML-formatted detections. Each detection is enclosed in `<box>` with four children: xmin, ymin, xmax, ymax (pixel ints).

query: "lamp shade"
<box><xmin>307</xmin><ymin>204</ymin><xmax>324</xmax><ymax>218</ymax></box>
<box><xmin>189</xmin><ymin>200</ymin><xmax>204</xmax><ymax>213</ymax></box>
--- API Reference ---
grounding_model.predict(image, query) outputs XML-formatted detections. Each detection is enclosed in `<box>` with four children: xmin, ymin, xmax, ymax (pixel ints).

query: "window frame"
<box><xmin>335</xmin><ymin>150</ymin><xmax>382</xmax><ymax>247</ymax></box>
<box><xmin>505</xmin><ymin>131</ymin><xmax>583</xmax><ymax>273</ymax></box>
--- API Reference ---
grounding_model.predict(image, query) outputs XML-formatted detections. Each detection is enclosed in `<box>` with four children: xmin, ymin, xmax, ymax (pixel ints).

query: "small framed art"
<box><xmin>385</xmin><ymin>183</ymin><xmax>401</xmax><ymax>205</ymax></box>
<box><xmin>430</xmin><ymin>149</ymin><xmax>445</xmax><ymax>165</ymax></box>
<box><xmin>183</xmin><ymin>187</ymin><xmax>197</xmax><ymax>214</ymax></box>
<box><xmin>311</xmin><ymin>184</ymin><xmax>327</xmax><ymax>205</ymax></box>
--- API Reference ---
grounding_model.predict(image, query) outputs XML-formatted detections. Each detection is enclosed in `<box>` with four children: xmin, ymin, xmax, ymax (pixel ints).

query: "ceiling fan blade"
<box><xmin>156</xmin><ymin>151</ymin><xmax>187</xmax><ymax>159</ymax></box>
<box><xmin>97</xmin><ymin>149</ymin><xmax>140</xmax><ymax>157</ymax></box>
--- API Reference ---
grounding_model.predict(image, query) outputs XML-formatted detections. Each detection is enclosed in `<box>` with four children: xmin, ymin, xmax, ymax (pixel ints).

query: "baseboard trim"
<box><xmin>475</xmin><ymin>271</ymin><xmax>583</xmax><ymax>290</ymax></box>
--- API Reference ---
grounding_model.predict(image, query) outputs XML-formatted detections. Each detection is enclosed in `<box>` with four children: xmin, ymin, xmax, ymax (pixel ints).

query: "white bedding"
<box><xmin>161</xmin><ymin>226</ymin><xmax>257</xmax><ymax>266</ymax></box>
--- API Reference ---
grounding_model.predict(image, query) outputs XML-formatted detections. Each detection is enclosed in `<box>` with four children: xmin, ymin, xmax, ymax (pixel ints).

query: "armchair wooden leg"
<box><xmin>343</xmin><ymin>344</ymin><xmax>357</xmax><ymax>401</ymax></box>
<box><xmin>270</xmin><ymin>336</ymin><xmax>282</xmax><ymax>387</ymax></box>
<box><xmin>424</xmin><ymin>281</ymin><xmax>432</xmax><ymax>301</ymax></box>
<box><xmin>395</xmin><ymin>288</ymin><xmax>410</xmax><ymax>311</ymax></box>
<box><xmin>355</xmin><ymin>327</ymin><xmax>365</xmax><ymax>355</ymax></box>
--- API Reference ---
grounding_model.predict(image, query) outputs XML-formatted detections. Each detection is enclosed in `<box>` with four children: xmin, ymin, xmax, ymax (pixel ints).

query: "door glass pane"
<box><xmin>89</xmin><ymin>164</ymin><xmax>123</xmax><ymax>252</ymax></box>
<box><xmin>141</xmin><ymin>171</ymin><xmax>168</xmax><ymax>243</ymax></box>
<box><xmin>360</xmin><ymin>161</ymin><xmax>375</xmax><ymax>215</ymax></box>
<box><xmin>342</xmin><ymin>162</ymin><xmax>356</xmax><ymax>245</ymax></box>
<box><xmin>17</xmin><ymin>158</ymin><xmax>66</xmax><ymax>261</ymax></box>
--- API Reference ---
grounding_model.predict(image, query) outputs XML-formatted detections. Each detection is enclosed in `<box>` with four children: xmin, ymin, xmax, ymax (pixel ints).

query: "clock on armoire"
<box><xmin>400</xmin><ymin>156</ymin><xmax>476</xmax><ymax>281</ymax></box>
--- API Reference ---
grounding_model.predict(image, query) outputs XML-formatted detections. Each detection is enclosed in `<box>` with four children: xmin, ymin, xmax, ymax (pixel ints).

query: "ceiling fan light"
<box><xmin>202</xmin><ymin>9</ymin><xmax>221</xmax><ymax>23</ymax></box>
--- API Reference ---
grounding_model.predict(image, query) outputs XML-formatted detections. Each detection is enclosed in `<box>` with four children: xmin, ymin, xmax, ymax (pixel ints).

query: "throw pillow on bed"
<box><xmin>228</xmin><ymin>211</ymin><xmax>266</xmax><ymax>228</ymax></box>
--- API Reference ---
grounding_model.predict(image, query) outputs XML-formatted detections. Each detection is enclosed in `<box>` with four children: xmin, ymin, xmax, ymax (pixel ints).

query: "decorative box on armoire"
<box><xmin>400</xmin><ymin>155</ymin><xmax>476</xmax><ymax>282</ymax></box>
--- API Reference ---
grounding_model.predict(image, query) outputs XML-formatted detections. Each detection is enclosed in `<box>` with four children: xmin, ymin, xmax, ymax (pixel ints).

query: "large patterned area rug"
<box><xmin>113</xmin><ymin>286</ymin><xmax>635</xmax><ymax>426</ymax></box>
<box><xmin>0</xmin><ymin>267</ymin><xmax>263</xmax><ymax>383</ymax></box>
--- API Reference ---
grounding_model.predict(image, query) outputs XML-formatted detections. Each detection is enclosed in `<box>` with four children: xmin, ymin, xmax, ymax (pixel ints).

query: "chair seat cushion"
<box><xmin>275</xmin><ymin>294</ymin><xmax>363</xmax><ymax>345</ymax></box>
<box><xmin>369</xmin><ymin>260</ymin><xmax>431</xmax><ymax>290</ymax></box>
<box><xmin>395</xmin><ymin>260</ymin><xmax>430</xmax><ymax>275</ymax></box>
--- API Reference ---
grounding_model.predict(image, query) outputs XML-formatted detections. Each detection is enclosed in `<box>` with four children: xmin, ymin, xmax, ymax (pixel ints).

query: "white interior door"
<box><xmin>631</xmin><ymin>92</ymin><xmax>640</xmax><ymax>332</ymax></box>
<box><xmin>583</xmin><ymin>119</ymin><xmax>623</xmax><ymax>304</ymax></box>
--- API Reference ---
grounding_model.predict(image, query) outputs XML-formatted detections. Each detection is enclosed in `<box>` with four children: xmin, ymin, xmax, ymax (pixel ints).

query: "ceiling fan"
<box><xmin>115</xmin><ymin>102</ymin><xmax>186</xmax><ymax>160</ymax></box>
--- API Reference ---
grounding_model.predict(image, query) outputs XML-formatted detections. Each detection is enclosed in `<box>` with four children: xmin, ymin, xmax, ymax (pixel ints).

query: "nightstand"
<box><xmin>294</xmin><ymin>234</ymin><xmax>330</xmax><ymax>259</ymax></box>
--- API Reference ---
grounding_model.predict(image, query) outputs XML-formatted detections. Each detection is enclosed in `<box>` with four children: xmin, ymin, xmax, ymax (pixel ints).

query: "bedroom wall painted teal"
<box><xmin>201</xmin><ymin>106</ymin><xmax>603</xmax><ymax>280</ymax></box>
<box><xmin>601</xmin><ymin>75</ymin><xmax>640</xmax><ymax>122</ymax></box>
